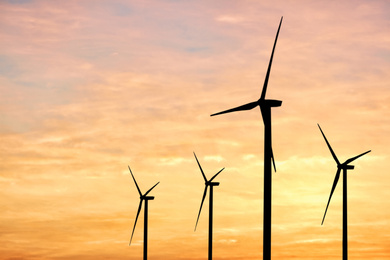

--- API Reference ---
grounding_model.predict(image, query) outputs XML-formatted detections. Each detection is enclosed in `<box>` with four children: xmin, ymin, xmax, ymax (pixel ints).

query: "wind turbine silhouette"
<box><xmin>318</xmin><ymin>124</ymin><xmax>371</xmax><ymax>260</ymax></box>
<box><xmin>193</xmin><ymin>152</ymin><xmax>225</xmax><ymax>260</ymax></box>
<box><xmin>128</xmin><ymin>165</ymin><xmax>160</xmax><ymax>260</ymax></box>
<box><xmin>210</xmin><ymin>16</ymin><xmax>283</xmax><ymax>260</ymax></box>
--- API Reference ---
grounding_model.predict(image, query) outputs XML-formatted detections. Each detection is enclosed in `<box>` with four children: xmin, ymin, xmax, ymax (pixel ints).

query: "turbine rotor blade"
<box><xmin>128</xmin><ymin>165</ymin><xmax>142</xmax><ymax>196</ymax></box>
<box><xmin>271</xmin><ymin>148</ymin><xmax>276</xmax><ymax>172</ymax></box>
<box><xmin>317</xmin><ymin>124</ymin><xmax>340</xmax><ymax>165</ymax></box>
<box><xmin>129</xmin><ymin>200</ymin><xmax>143</xmax><ymax>245</ymax></box>
<box><xmin>210</xmin><ymin>101</ymin><xmax>258</xmax><ymax>117</ymax></box>
<box><xmin>194</xmin><ymin>152</ymin><xmax>207</xmax><ymax>182</ymax></box>
<box><xmin>321</xmin><ymin>168</ymin><xmax>341</xmax><ymax>225</ymax></box>
<box><xmin>144</xmin><ymin>181</ymin><xmax>160</xmax><ymax>196</ymax></box>
<box><xmin>344</xmin><ymin>150</ymin><xmax>371</xmax><ymax>165</ymax></box>
<box><xmin>210</xmin><ymin>167</ymin><xmax>225</xmax><ymax>182</ymax></box>
<box><xmin>260</xmin><ymin>16</ymin><xmax>283</xmax><ymax>100</ymax></box>
<box><xmin>195</xmin><ymin>185</ymin><xmax>208</xmax><ymax>231</ymax></box>
<box><xmin>260</xmin><ymin>105</ymin><xmax>275</xmax><ymax>171</ymax></box>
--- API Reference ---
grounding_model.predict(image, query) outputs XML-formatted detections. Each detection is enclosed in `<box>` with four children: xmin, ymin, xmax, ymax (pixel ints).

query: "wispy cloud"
<box><xmin>215</xmin><ymin>15</ymin><xmax>244</xmax><ymax>24</ymax></box>
<box><xmin>204</xmin><ymin>155</ymin><xmax>225</xmax><ymax>162</ymax></box>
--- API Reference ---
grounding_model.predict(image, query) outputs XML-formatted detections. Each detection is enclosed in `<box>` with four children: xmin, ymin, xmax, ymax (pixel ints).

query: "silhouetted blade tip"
<box><xmin>210</xmin><ymin>167</ymin><xmax>225</xmax><ymax>181</ymax></box>
<box><xmin>128</xmin><ymin>166</ymin><xmax>142</xmax><ymax>196</ymax></box>
<box><xmin>130</xmin><ymin>200</ymin><xmax>143</xmax><ymax>246</ymax></box>
<box><xmin>317</xmin><ymin>124</ymin><xmax>340</xmax><ymax>165</ymax></box>
<box><xmin>195</xmin><ymin>186</ymin><xmax>208</xmax><ymax>231</ymax></box>
<box><xmin>144</xmin><ymin>181</ymin><xmax>159</xmax><ymax>196</ymax></box>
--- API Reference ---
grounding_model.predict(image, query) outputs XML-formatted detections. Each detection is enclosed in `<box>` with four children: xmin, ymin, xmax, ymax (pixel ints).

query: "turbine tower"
<box><xmin>210</xmin><ymin>16</ymin><xmax>283</xmax><ymax>260</ymax></box>
<box><xmin>193</xmin><ymin>152</ymin><xmax>225</xmax><ymax>260</ymax></box>
<box><xmin>128</xmin><ymin>165</ymin><xmax>160</xmax><ymax>260</ymax></box>
<box><xmin>318</xmin><ymin>124</ymin><xmax>371</xmax><ymax>260</ymax></box>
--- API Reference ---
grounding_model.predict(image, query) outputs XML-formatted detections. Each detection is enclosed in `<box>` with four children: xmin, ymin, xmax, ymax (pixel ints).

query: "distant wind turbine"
<box><xmin>210</xmin><ymin>16</ymin><xmax>283</xmax><ymax>260</ymax></box>
<box><xmin>128</xmin><ymin>166</ymin><xmax>160</xmax><ymax>260</ymax></box>
<box><xmin>318</xmin><ymin>124</ymin><xmax>371</xmax><ymax>260</ymax></box>
<box><xmin>193</xmin><ymin>152</ymin><xmax>225</xmax><ymax>260</ymax></box>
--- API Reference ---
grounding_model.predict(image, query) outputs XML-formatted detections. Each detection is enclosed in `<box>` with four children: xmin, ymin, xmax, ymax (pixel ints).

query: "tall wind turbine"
<box><xmin>193</xmin><ymin>152</ymin><xmax>225</xmax><ymax>260</ymax></box>
<box><xmin>210</xmin><ymin>16</ymin><xmax>283</xmax><ymax>260</ymax></box>
<box><xmin>318</xmin><ymin>124</ymin><xmax>371</xmax><ymax>260</ymax></box>
<box><xmin>128</xmin><ymin>166</ymin><xmax>160</xmax><ymax>260</ymax></box>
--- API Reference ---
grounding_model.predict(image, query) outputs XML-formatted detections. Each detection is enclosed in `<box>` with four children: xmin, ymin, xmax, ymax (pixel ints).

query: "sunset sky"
<box><xmin>1</xmin><ymin>0</ymin><xmax>390</xmax><ymax>259</ymax></box>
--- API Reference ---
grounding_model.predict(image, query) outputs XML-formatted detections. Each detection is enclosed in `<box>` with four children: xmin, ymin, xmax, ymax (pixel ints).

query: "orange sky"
<box><xmin>1</xmin><ymin>0</ymin><xmax>390</xmax><ymax>259</ymax></box>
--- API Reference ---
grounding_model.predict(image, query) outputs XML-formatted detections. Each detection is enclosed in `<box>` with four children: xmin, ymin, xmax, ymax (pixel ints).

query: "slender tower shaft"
<box><xmin>209</xmin><ymin>185</ymin><xmax>214</xmax><ymax>260</ymax></box>
<box><xmin>263</xmin><ymin>106</ymin><xmax>272</xmax><ymax>260</ymax></box>
<box><xmin>343</xmin><ymin>169</ymin><xmax>348</xmax><ymax>260</ymax></box>
<box><xmin>144</xmin><ymin>200</ymin><xmax>148</xmax><ymax>260</ymax></box>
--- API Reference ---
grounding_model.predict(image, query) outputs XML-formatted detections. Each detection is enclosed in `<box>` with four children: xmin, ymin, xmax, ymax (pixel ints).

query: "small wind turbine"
<box><xmin>128</xmin><ymin>165</ymin><xmax>160</xmax><ymax>260</ymax></box>
<box><xmin>318</xmin><ymin>124</ymin><xmax>371</xmax><ymax>260</ymax></box>
<box><xmin>193</xmin><ymin>152</ymin><xmax>225</xmax><ymax>260</ymax></box>
<box><xmin>210</xmin><ymin>16</ymin><xmax>283</xmax><ymax>260</ymax></box>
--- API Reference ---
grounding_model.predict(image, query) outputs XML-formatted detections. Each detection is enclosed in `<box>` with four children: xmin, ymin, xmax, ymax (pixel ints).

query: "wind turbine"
<box><xmin>128</xmin><ymin>165</ymin><xmax>160</xmax><ymax>260</ymax></box>
<box><xmin>210</xmin><ymin>16</ymin><xmax>283</xmax><ymax>260</ymax></box>
<box><xmin>193</xmin><ymin>152</ymin><xmax>225</xmax><ymax>260</ymax></box>
<box><xmin>318</xmin><ymin>124</ymin><xmax>371</xmax><ymax>260</ymax></box>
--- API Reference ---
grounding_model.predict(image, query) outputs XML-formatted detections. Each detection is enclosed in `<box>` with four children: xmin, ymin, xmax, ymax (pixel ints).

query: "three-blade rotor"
<box><xmin>210</xmin><ymin>16</ymin><xmax>283</xmax><ymax>119</ymax></box>
<box><xmin>210</xmin><ymin>17</ymin><xmax>283</xmax><ymax>173</ymax></box>
<box><xmin>318</xmin><ymin>125</ymin><xmax>371</xmax><ymax>224</ymax></box>
<box><xmin>128</xmin><ymin>166</ymin><xmax>160</xmax><ymax>245</ymax></box>
<box><xmin>193</xmin><ymin>152</ymin><xmax>225</xmax><ymax>231</ymax></box>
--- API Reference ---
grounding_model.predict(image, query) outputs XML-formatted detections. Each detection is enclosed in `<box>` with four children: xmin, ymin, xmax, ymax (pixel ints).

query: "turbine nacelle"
<box><xmin>141</xmin><ymin>196</ymin><xmax>155</xmax><ymax>200</ymax></box>
<box><xmin>206</xmin><ymin>182</ymin><xmax>220</xmax><ymax>187</ymax></box>
<box><xmin>259</xmin><ymin>99</ymin><xmax>282</xmax><ymax>108</ymax></box>
<box><xmin>338</xmin><ymin>164</ymin><xmax>354</xmax><ymax>170</ymax></box>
